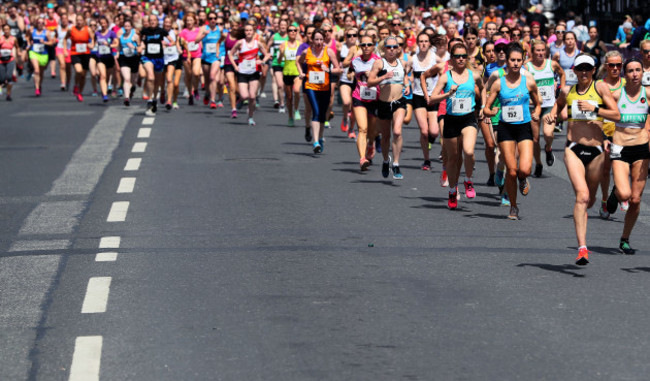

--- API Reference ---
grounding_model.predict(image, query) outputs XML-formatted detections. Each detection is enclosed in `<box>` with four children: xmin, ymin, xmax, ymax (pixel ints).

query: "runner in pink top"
<box><xmin>179</xmin><ymin>12</ymin><xmax>202</xmax><ymax>105</ymax></box>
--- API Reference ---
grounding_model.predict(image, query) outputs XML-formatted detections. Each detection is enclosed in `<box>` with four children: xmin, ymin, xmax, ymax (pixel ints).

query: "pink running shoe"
<box><xmin>464</xmin><ymin>181</ymin><xmax>476</xmax><ymax>199</ymax></box>
<box><xmin>231</xmin><ymin>109</ymin><xmax>237</xmax><ymax>118</ymax></box>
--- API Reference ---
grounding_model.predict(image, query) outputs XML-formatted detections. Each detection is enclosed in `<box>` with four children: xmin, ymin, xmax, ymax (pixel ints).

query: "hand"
<box><xmin>448</xmin><ymin>85</ymin><xmax>458</xmax><ymax>96</ymax></box>
<box><xmin>404</xmin><ymin>86</ymin><xmax>410</xmax><ymax>96</ymax></box>
<box><xmin>577</xmin><ymin>100</ymin><xmax>592</xmax><ymax>112</ymax></box>
<box><xmin>384</xmin><ymin>70</ymin><xmax>394</xmax><ymax>79</ymax></box>
<box><xmin>478</xmin><ymin>109</ymin><xmax>484</xmax><ymax>120</ymax></box>
<box><xmin>299</xmin><ymin>73</ymin><xmax>305</xmax><ymax>79</ymax></box>
<box><xmin>531</xmin><ymin>113</ymin><xmax>540</xmax><ymax>122</ymax></box>
<box><xmin>544</xmin><ymin>113</ymin><xmax>556</xmax><ymax>125</ymax></box>
<box><xmin>603</xmin><ymin>139</ymin><xmax>611</xmax><ymax>153</ymax></box>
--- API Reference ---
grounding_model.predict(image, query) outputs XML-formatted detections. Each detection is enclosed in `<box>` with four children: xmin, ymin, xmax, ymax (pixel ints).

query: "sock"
<box><xmin>393</xmin><ymin>162</ymin><xmax>399</xmax><ymax>167</ymax></box>
<box><xmin>578</xmin><ymin>245</ymin><xmax>587</xmax><ymax>250</ymax></box>
<box><xmin>428</xmin><ymin>134</ymin><xmax>436</xmax><ymax>144</ymax></box>
<box><xmin>465</xmin><ymin>177</ymin><xmax>472</xmax><ymax>183</ymax></box>
<box><xmin>449</xmin><ymin>186</ymin><xmax>457</xmax><ymax>194</ymax></box>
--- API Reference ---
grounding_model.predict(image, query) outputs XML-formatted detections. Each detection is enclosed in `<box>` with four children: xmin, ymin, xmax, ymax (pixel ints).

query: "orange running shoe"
<box><xmin>575</xmin><ymin>247</ymin><xmax>590</xmax><ymax>266</ymax></box>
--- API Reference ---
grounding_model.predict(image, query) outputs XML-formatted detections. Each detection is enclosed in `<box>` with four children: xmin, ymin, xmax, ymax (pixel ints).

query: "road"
<box><xmin>2</xmin><ymin>77</ymin><xmax>650</xmax><ymax>381</ymax></box>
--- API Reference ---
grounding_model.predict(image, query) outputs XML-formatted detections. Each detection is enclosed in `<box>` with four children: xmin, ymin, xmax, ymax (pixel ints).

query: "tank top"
<box><xmin>282</xmin><ymin>41</ymin><xmax>299</xmax><ymax>76</ymax></box>
<box><xmin>339</xmin><ymin>44</ymin><xmax>353</xmax><ymax>84</ymax></box>
<box><xmin>526</xmin><ymin>60</ymin><xmax>556</xmax><ymax>108</ymax></box>
<box><xmin>31</xmin><ymin>29</ymin><xmax>48</xmax><ymax>54</ymax></box>
<box><xmin>642</xmin><ymin>66</ymin><xmax>650</xmax><ymax>86</ymax></box>
<box><xmin>7</xmin><ymin>17</ymin><xmax>21</xmax><ymax>39</ymax></box>
<box><xmin>163</xmin><ymin>29</ymin><xmax>179</xmax><ymax>64</ymax></box>
<box><xmin>444</xmin><ymin>69</ymin><xmax>476</xmax><ymax>116</ymax></box>
<box><xmin>351</xmin><ymin>54</ymin><xmax>380</xmax><ymax>102</ymax></box>
<box><xmin>70</xmin><ymin>26</ymin><xmax>91</xmax><ymax>55</ymax></box>
<box><xmin>549</xmin><ymin>42</ymin><xmax>564</xmax><ymax>58</ymax></box>
<box><xmin>379</xmin><ymin>58</ymin><xmax>405</xmax><ymax>85</ymax></box>
<box><xmin>201</xmin><ymin>26</ymin><xmax>221</xmax><ymax>63</ymax></box>
<box><xmin>120</xmin><ymin>29</ymin><xmax>137</xmax><ymax>57</ymax></box>
<box><xmin>305</xmin><ymin>46</ymin><xmax>330</xmax><ymax>91</ymax></box>
<box><xmin>238</xmin><ymin>39</ymin><xmax>259</xmax><ymax>74</ymax></box>
<box><xmin>584</xmin><ymin>39</ymin><xmax>603</xmax><ymax>67</ymax></box>
<box><xmin>566</xmin><ymin>80</ymin><xmax>604</xmax><ymax>122</ymax></box>
<box><xmin>559</xmin><ymin>48</ymin><xmax>578</xmax><ymax>86</ymax></box>
<box><xmin>615</xmin><ymin>87</ymin><xmax>648</xmax><ymax>129</ymax></box>
<box><xmin>498</xmin><ymin>74</ymin><xmax>531</xmax><ymax>124</ymax></box>
<box><xmin>0</xmin><ymin>36</ymin><xmax>15</xmax><ymax>62</ymax></box>
<box><xmin>484</xmin><ymin>62</ymin><xmax>506</xmax><ymax>79</ymax></box>
<box><xmin>56</xmin><ymin>25</ymin><xmax>70</xmax><ymax>49</ymax></box>
<box><xmin>223</xmin><ymin>34</ymin><xmax>237</xmax><ymax>65</ymax></box>
<box><xmin>412</xmin><ymin>52</ymin><xmax>436</xmax><ymax>96</ymax></box>
<box><xmin>271</xmin><ymin>32</ymin><xmax>288</xmax><ymax>67</ymax></box>
<box><xmin>180</xmin><ymin>27</ymin><xmax>202</xmax><ymax>59</ymax></box>
<box><xmin>598</xmin><ymin>78</ymin><xmax>625</xmax><ymax>137</ymax></box>
<box><xmin>45</xmin><ymin>18</ymin><xmax>58</xmax><ymax>32</ymax></box>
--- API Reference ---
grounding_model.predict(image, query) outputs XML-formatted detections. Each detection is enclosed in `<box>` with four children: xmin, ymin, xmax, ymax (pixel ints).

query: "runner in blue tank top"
<box><xmin>484</xmin><ymin>43</ymin><xmax>541</xmax><ymax>220</ymax></box>
<box><xmin>194</xmin><ymin>12</ymin><xmax>225</xmax><ymax>109</ymax></box>
<box><xmin>428</xmin><ymin>43</ymin><xmax>485</xmax><ymax>210</ymax></box>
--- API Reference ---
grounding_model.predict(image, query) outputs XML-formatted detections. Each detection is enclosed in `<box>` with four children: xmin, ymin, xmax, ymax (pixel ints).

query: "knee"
<box><xmin>575</xmin><ymin>191</ymin><xmax>590</xmax><ymax>206</ymax></box>
<box><xmin>506</xmin><ymin>168</ymin><xmax>518</xmax><ymax>178</ymax></box>
<box><xmin>629</xmin><ymin>195</ymin><xmax>642</xmax><ymax>206</ymax></box>
<box><xmin>617</xmin><ymin>189</ymin><xmax>632</xmax><ymax>202</ymax></box>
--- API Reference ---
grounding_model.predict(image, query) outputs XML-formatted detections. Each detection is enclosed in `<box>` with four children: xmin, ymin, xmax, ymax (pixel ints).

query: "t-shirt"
<box><xmin>141</xmin><ymin>27</ymin><xmax>168</xmax><ymax>58</ymax></box>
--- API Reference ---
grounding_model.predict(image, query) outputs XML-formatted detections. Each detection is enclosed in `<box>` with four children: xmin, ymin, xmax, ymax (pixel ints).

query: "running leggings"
<box><xmin>0</xmin><ymin>61</ymin><xmax>15</xmax><ymax>84</ymax></box>
<box><xmin>304</xmin><ymin>88</ymin><xmax>331</xmax><ymax>123</ymax></box>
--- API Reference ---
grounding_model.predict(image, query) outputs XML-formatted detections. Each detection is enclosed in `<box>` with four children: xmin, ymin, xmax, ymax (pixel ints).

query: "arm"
<box><xmin>526</xmin><ymin>72</ymin><xmax>541</xmax><ymax>121</ymax></box>
<box><xmin>228</xmin><ymin>40</ymin><xmax>241</xmax><ymax>71</ymax></box>
<box><xmin>277</xmin><ymin>42</ymin><xmax>285</xmax><ymax>65</ymax></box>
<box><xmin>194</xmin><ymin>28</ymin><xmax>206</xmax><ymax>43</ymax></box>
<box><xmin>421</xmin><ymin>62</ymin><xmax>443</xmax><ymax>104</ymax></box>
<box><xmin>594</xmin><ymin>81</ymin><xmax>621</xmax><ymax>121</ymax></box>
<box><xmin>553</xmin><ymin>61</ymin><xmax>565</xmax><ymax>89</ymax></box>
<box><xmin>482</xmin><ymin>79</ymin><xmax>501</xmax><ymax>117</ymax></box>
<box><xmin>544</xmin><ymin>86</ymin><xmax>568</xmax><ymax>124</ymax></box>
<box><xmin>474</xmin><ymin>71</ymin><xmax>485</xmax><ymax>119</ymax></box>
<box><xmin>366</xmin><ymin>59</ymin><xmax>387</xmax><ymax>87</ymax></box>
<box><xmin>296</xmin><ymin>51</ymin><xmax>306</xmax><ymax>79</ymax></box>
<box><xmin>328</xmin><ymin>48</ymin><xmax>341</xmax><ymax>74</ymax></box>
<box><xmin>552</xmin><ymin>51</ymin><xmax>559</xmax><ymax>63</ymax></box>
<box><xmin>342</xmin><ymin>46</ymin><xmax>355</xmax><ymax>68</ymax></box>
<box><xmin>427</xmin><ymin>73</ymin><xmax>452</xmax><ymax>104</ymax></box>
<box><xmin>258</xmin><ymin>42</ymin><xmax>271</xmax><ymax>64</ymax></box>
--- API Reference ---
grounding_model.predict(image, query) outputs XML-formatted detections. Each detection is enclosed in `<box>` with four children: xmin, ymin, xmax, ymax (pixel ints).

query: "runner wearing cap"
<box><xmin>605</xmin><ymin>58</ymin><xmax>650</xmax><ymax>254</ymax></box>
<box><xmin>545</xmin><ymin>54</ymin><xmax>620</xmax><ymax>265</ymax></box>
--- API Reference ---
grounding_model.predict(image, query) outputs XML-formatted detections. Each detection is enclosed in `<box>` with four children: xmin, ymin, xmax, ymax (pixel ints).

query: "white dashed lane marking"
<box><xmin>132</xmin><ymin>142</ymin><xmax>147</xmax><ymax>153</ymax></box>
<box><xmin>81</xmin><ymin>277</ymin><xmax>112</xmax><ymax>314</ymax></box>
<box><xmin>117</xmin><ymin>177</ymin><xmax>136</xmax><ymax>194</ymax></box>
<box><xmin>106</xmin><ymin>201</ymin><xmax>129</xmax><ymax>222</ymax></box>
<box><xmin>124</xmin><ymin>158</ymin><xmax>141</xmax><ymax>171</ymax></box>
<box><xmin>142</xmin><ymin>117</ymin><xmax>155</xmax><ymax>125</ymax></box>
<box><xmin>99</xmin><ymin>236</ymin><xmax>120</xmax><ymax>249</ymax></box>
<box><xmin>138</xmin><ymin>127</ymin><xmax>151</xmax><ymax>138</ymax></box>
<box><xmin>95</xmin><ymin>252</ymin><xmax>118</xmax><ymax>262</ymax></box>
<box><xmin>68</xmin><ymin>336</ymin><xmax>102</xmax><ymax>381</ymax></box>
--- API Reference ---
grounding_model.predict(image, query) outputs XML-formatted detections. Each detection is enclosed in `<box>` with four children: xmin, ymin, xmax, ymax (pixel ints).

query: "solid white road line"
<box><xmin>132</xmin><ymin>142</ymin><xmax>147</xmax><ymax>153</ymax></box>
<box><xmin>81</xmin><ymin>277</ymin><xmax>112</xmax><ymax>314</ymax></box>
<box><xmin>124</xmin><ymin>158</ymin><xmax>141</xmax><ymax>171</ymax></box>
<box><xmin>117</xmin><ymin>177</ymin><xmax>136</xmax><ymax>194</ymax></box>
<box><xmin>99</xmin><ymin>236</ymin><xmax>120</xmax><ymax>249</ymax></box>
<box><xmin>107</xmin><ymin>202</ymin><xmax>129</xmax><ymax>222</ymax></box>
<box><xmin>142</xmin><ymin>117</ymin><xmax>155</xmax><ymax>125</ymax></box>
<box><xmin>68</xmin><ymin>336</ymin><xmax>102</xmax><ymax>381</ymax></box>
<box><xmin>138</xmin><ymin>127</ymin><xmax>151</xmax><ymax>138</ymax></box>
<box><xmin>95</xmin><ymin>252</ymin><xmax>118</xmax><ymax>262</ymax></box>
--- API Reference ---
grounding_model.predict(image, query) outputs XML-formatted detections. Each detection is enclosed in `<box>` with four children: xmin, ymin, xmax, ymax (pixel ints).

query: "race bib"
<box><xmin>32</xmin><ymin>43</ymin><xmax>45</xmax><ymax>53</ymax></box>
<box><xmin>10</xmin><ymin>29</ymin><xmax>18</xmax><ymax>36</ymax></box>
<box><xmin>75</xmin><ymin>43</ymin><xmax>87</xmax><ymax>53</ymax></box>
<box><xmin>539</xmin><ymin>85</ymin><xmax>554</xmax><ymax>103</ymax></box>
<box><xmin>123</xmin><ymin>47</ymin><xmax>135</xmax><ymax>57</ymax></box>
<box><xmin>309</xmin><ymin>71</ymin><xmax>325</xmax><ymax>84</ymax></box>
<box><xmin>240</xmin><ymin>58</ymin><xmax>256</xmax><ymax>72</ymax></box>
<box><xmin>205</xmin><ymin>43</ymin><xmax>217</xmax><ymax>54</ymax></box>
<box><xmin>643</xmin><ymin>72</ymin><xmax>650</xmax><ymax>86</ymax></box>
<box><xmin>188</xmin><ymin>42</ymin><xmax>199</xmax><ymax>52</ymax></box>
<box><xmin>285</xmin><ymin>49</ymin><xmax>296</xmax><ymax>60</ymax></box>
<box><xmin>147</xmin><ymin>43</ymin><xmax>160</xmax><ymax>54</ymax></box>
<box><xmin>565</xmin><ymin>69</ymin><xmax>577</xmax><ymax>84</ymax></box>
<box><xmin>360</xmin><ymin>86</ymin><xmax>377</xmax><ymax>100</ymax></box>
<box><xmin>502</xmin><ymin>105</ymin><xmax>524</xmax><ymax>123</ymax></box>
<box><xmin>0</xmin><ymin>49</ymin><xmax>12</xmax><ymax>57</ymax></box>
<box><xmin>610</xmin><ymin>143</ymin><xmax>623</xmax><ymax>159</ymax></box>
<box><xmin>98</xmin><ymin>45</ymin><xmax>111</xmax><ymax>55</ymax></box>
<box><xmin>571</xmin><ymin>100</ymin><xmax>598</xmax><ymax>121</ymax></box>
<box><xmin>452</xmin><ymin>97</ymin><xmax>471</xmax><ymax>114</ymax></box>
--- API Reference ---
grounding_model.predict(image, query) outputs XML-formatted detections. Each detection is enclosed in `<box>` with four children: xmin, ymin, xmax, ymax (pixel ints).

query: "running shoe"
<box><xmin>124</xmin><ymin>98</ymin><xmax>130</xmax><ymax>106</ymax></box>
<box><xmin>340</xmin><ymin>119</ymin><xmax>348</xmax><ymax>132</ymax></box>
<box><xmin>375</xmin><ymin>136</ymin><xmax>381</xmax><ymax>153</ymax></box>
<box><xmin>519</xmin><ymin>177</ymin><xmax>530</xmax><ymax>196</ymax></box>
<box><xmin>487</xmin><ymin>173</ymin><xmax>495</xmax><ymax>186</ymax></box>
<box><xmin>495</xmin><ymin>168</ymin><xmax>505</xmax><ymax>187</ymax></box>
<box><xmin>165</xmin><ymin>103</ymin><xmax>172</xmax><ymax>110</ymax></box>
<box><xmin>501</xmin><ymin>193</ymin><xmax>511</xmax><ymax>206</ymax></box>
<box><xmin>440</xmin><ymin>170</ymin><xmax>448</xmax><ymax>187</ymax></box>
<box><xmin>152</xmin><ymin>100</ymin><xmax>158</xmax><ymax>113</ymax></box>
<box><xmin>173</xmin><ymin>102</ymin><xmax>179</xmax><ymax>109</ymax></box>
<box><xmin>448</xmin><ymin>190</ymin><xmax>458</xmax><ymax>210</ymax></box>
<box><xmin>606</xmin><ymin>186</ymin><xmax>618</xmax><ymax>214</ymax></box>
<box><xmin>209</xmin><ymin>101</ymin><xmax>217</xmax><ymax>109</ymax></box>
<box><xmin>35</xmin><ymin>88</ymin><xmax>40</xmax><ymax>97</ymax></box>
<box><xmin>274</xmin><ymin>100</ymin><xmax>280</xmax><ymax>108</ymax></box>
<box><xmin>76</xmin><ymin>93</ymin><xmax>83</xmax><ymax>102</ymax></box>
<box><xmin>313</xmin><ymin>142</ymin><xmax>322</xmax><ymax>153</ymax></box>
<box><xmin>360</xmin><ymin>157</ymin><xmax>370</xmax><ymax>171</ymax></box>
<box><xmin>464</xmin><ymin>181</ymin><xmax>476</xmax><ymax>199</ymax></box>
<box><xmin>366</xmin><ymin>144</ymin><xmax>375</xmax><ymax>161</ymax></box>
<box><xmin>130</xmin><ymin>86</ymin><xmax>136</xmax><ymax>99</ymax></box>
<box><xmin>288</xmin><ymin>118</ymin><xmax>294</xmax><ymax>127</ymax></box>
<box><xmin>381</xmin><ymin>161</ymin><xmax>390</xmax><ymax>178</ymax></box>
<box><xmin>248</xmin><ymin>117</ymin><xmax>256</xmax><ymax>126</ymax></box>
<box><xmin>6</xmin><ymin>95</ymin><xmax>12</xmax><ymax>101</ymax></box>
<box><xmin>619</xmin><ymin>239</ymin><xmax>636</xmax><ymax>255</ymax></box>
<box><xmin>546</xmin><ymin>149</ymin><xmax>555</xmax><ymax>166</ymax></box>
<box><xmin>260</xmin><ymin>92</ymin><xmax>267</xmax><ymax>98</ymax></box>
<box><xmin>348</xmin><ymin>131</ymin><xmax>356</xmax><ymax>139</ymax></box>
<box><xmin>554</xmin><ymin>124</ymin><xmax>562</xmax><ymax>133</ymax></box>
<box><xmin>318</xmin><ymin>139</ymin><xmax>324</xmax><ymax>152</ymax></box>
<box><xmin>145</xmin><ymin>102</ymin><xmax>155</xmax><ymax>116</ymax></box>
<box><xmin>534</xmin><ymin>163</ymin><xmax>543</xmax><ymax>178</ymax></box>
<box><xmin>294</xmin><ymin>110</ymin><xmax>301</xmax><ymax>120</ymax></box>
<box><xmin>507</xmin><ymin>205</ymin><xmax>519</xmax><ymax>220</ymax></box>
<box><xmin>117</xmin><ymin>88</ymin><xmax>124</xmax><ymax>97</ymax></box>
<box><xmin>392</xmin><ymin>165</ymin><xmax>403</xmax><ymax>180</ymax></box>
<box><xmin>103</xmin><ymin>95</ymin><xmax>108</xmax><ymax>103</ymax></box>
<box><xmin>203</xmin><ymin>95</ymin><xmax>209</xmax><ymax>105</ymax></box>
<box><xmin>74</xmin><ymin>86</ymin><xmax>79</xmax><ymax>96</ymax></box>
<box><xmin>216</xmin><ymin>101</ymin><xmax>224</xmax><ymax>109</ymax></box>
<box><xmin>279</xmin><ymin>106</ymin><xmax>286</xmax><ymax>114</ymax></box>
<box><xmin>421</xmin><ymin>160</ymin><xmax>431</xmax><ymax>171</ymax></box>
<box><xmin>575</xmin><ymin>247</ymin><xmax>590</xmax><ymax>266</ymax></box>
<box><xmin>60</xmin><ymin>84</ymin><xmax>66</xmax><ymax>91</ymax></box>
<box><xmin>231</xmin><ymin>109</ymin><xmax>237</xmax><ymax>118</ymax></box>
<box><xmin>143</xmin><ymin>94</ymin><xmax>150</xmax><ymax>101</ymax></box>
<box><xmin>621</xmin><ymin>201</ymin><xmax>629</xmax><ymax>212</ymax></box>
<box><xmin>324</xmin><ymin>121</ymin><xmax>331</xmax><ymax>128</ymax></box>
<box><xmin>599</xmin><ymin>201</ymin><xmax>610</xmax><ymax>219</ymax></box>
<box><xmin>92</xmin><ymin>92</ymin><xmax>98</xmax><ymax>97</ymax></box>
<box><xmin>305</xmin><ymin>127</ymin><xmax>312</xmax><ymax>142</ymax></box>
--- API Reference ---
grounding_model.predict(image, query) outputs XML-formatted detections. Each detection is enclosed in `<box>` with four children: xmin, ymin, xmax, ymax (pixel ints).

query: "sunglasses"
<box><xmin>398</xmin><ymin>43</ymin><xmax>405</xmax><ymax>47</ymax></box>
<box><xmin>208</xmin><ymin>17</ymin><xmax>217</xmax><ymax>20</ymax></box>
<box><xmin>556</xmin><ymin>30</ymin><xmax>565</xmax><ymax>34</ymax></box>
<box><xmin>216</xmin><ymin>23</ymin><xmax>223</xmax><ymax>26</ymax></box>
<box><xmin>574</xmin><ymin>65</ymin><xmax>594</xmax><ymax>72</ymax></box>
<box><xmin>607</xmin><ymin>63</ymin><xmax>622</xmax><ymax>68</ymax></box>
<box><xmin>392</xmin><ymin>23</ymin><xmax>400</xmax><ymax>26</ymax></box>
<box><xmin>323</xmin><ymin>29</ymin><xmax>332</xmax><ymax>33</ymax></box>
<box><xmin>523</xmin><ymin>30</ymin><xmax>530</xmax><ymax>33</ymax></box>
<box><xmin>495</xmin><ymin>46</ymin><xmax>506</xmax><ymax>53</ymax></box>
<box><xmin>347</xmin><ymin>33</ymin><xmax>357</xmax><ymax>37</ymax></box>
<box><xmin>643</xmin><ymin>49</ymin><xmax>650</xmax><ymax>54</ymax></box>
<box><xmin>289</xmin><ymin>29</ymin><xmax>298</xmax><ymax>32</ymax></box>
<box><xmin>512</xmin><ymin>33</ymin><xmax>521</xmax><ymax>37</ymax></box>
<box><xmin>452</xmin><ymin>54</ymin><xmax>468</xmax><ymax>59</ymax></box>
<box><xmin>385</xmin><ymin>45</ymin><xmax>399</xmax><ymax>49</ymax></box>
<box><xmin>500</xmin><ymin>30</ymin><xmax>509</xmax><ymax>34</ymax></box>
<box><xmin>360</xmin><ymin>43</ymin><xmax>374</xmax><ymax>47</ymax></box>
<box><xmin>405</xmin><ymin>27</ymin><xmax>412</xmax><ymax>30</ymax></box>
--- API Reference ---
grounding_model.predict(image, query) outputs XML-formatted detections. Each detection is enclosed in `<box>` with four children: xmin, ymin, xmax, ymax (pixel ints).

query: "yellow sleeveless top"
<box><xmin>566</xmin><ymin>80</ymin><xmax>604</xmax><ymax>122</ymax></box>
<box><xmin>598</xmin><ymin>78</ymin><xmax>626</xmax><ymax>137</ymax></box>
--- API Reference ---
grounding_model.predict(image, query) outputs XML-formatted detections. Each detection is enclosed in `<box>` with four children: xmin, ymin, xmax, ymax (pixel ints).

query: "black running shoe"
<box><xmin>534</xmin><ymin>163</ymin><xmax>543</xmax><ymax>178</ymax></box>
<box><xmin>304</xmin><ymin>127</ymin><xmax>312</xmax><ymax>142</ymax></box>
<box><xmin>606</xmin><ymin>186</ymin><xmax>618</xmax><ymax>214</ymax></box>
<box><xmin>487</xmin><ymin>173</ymin><xmax>495</xmax><ymax>186</ymax></box>
<box><xmin>152</xmin><ymin>100</ymin><xmax>158</xmax><ymax>113</ymax></box>
<box><xmin>381</xmin><ymin>161</ymin><xmax>390</xmax><ymax>178</ymax></box>
<box><xmin>545</xmin><ymin>149</ymin><xmax>555</xmax><ymax>166</ymax></box>
<box><xmin>620</xmin><ymin>239</ymin><xmax>636</xmax><ymax>255</ymax></box>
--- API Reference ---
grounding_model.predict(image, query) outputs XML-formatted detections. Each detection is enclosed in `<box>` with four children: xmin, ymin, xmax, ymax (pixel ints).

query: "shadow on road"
<box><xmin>463</xmin><ymin>212</ymin><xmax>508</xmax><ymax>219</ymax></box>
<box><xmin>516</xmin><ymin>263</ymin><xmax>585</xmax><ymax>278</ymax></box>
<box><xmin>621</xmin><ymin>267</ymin><xmax>650</xmax><ymax>273</ymax></box>
<box><xmin>584</xmin><ymin>245</ymin><xmax>620</xmax><ymax>255</ymax></box>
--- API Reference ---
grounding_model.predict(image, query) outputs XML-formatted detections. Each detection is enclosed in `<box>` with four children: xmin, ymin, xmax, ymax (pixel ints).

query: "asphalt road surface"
<box><xmin>2</xmin><ymin>77</ymin><xmax>650</xmax><ymax>381</ymax></box>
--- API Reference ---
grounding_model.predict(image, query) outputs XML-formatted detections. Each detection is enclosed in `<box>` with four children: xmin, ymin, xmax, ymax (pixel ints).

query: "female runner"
<box><xmin>94</xmin><ymin>16</ymin><xmax>118</xmax><ymax>102</ymax></box>
<box><xmin>179</xmin><ymin>12</ymin><xmax>202</xmax><ymax>106</ymax></box>
<box><xmin>641</xmin><ymin>40</ymin><xmax>650</xmax><ymax>87</ymax></box>
<box><xmin>0</xmin><ymin>24</ymin><xmax>17</xmax><ymax>100</ymax></box>
<box><xmin>55</xmin><ymin>14</ymin><xmax>72</xmax><ymax>91</ymax></box>
<box><xmin>277</xmin><ymin>24</ymin><xmax>301</xmax><ymax>127</ymax></box>
<box><xmin>484</xmin><ymin>43</ymin><xmax>541</xmax><ymax>220</ymax></box>
<box><xmin>66</xmin><ymin>14</ymin><xmax>92</xmax><ymax>102</ymax></box>
<box><xmin>553</xmin><ymin>31</ymin><xmax>580</xmax><ymax>87</ymax></box>
<box><xmin>545</xmin><ymin>54</ymin><xmax>619</xmax><ymax>265</ymax></box>
<box><xmin>162</xmin><ymin>17</ymin><xmax>181</xmax><ymax>110</ymax></box>
<box><xmin>27</xmin><ymin>17</ymin><xmax>56</xmax><ymax>96</ymax></box>
<box><xmin>339</xmin><ymin>26</ymin><xmax>359</xmax><ymax>136</ymax></box>
<box><xmin>222</xmin><ymin>20</ymin><xmax>243</xmax><ymax>118</ymax></box>
<box><xmin>118</xmin><ymin>19</ymin><xmax>140</xmax><ymax>106</ymax></box>
<box><xmin>195</xmin><ymin>12</ymin><xmax>225</xmax><ymax>109</ymax></box>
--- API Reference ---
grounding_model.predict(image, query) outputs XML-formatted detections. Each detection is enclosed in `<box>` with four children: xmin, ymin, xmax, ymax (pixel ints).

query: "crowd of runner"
<box><xmin>1</xmin><ymin>1</ymin><xmax>650</xmax><ymax>265</ymax></box>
